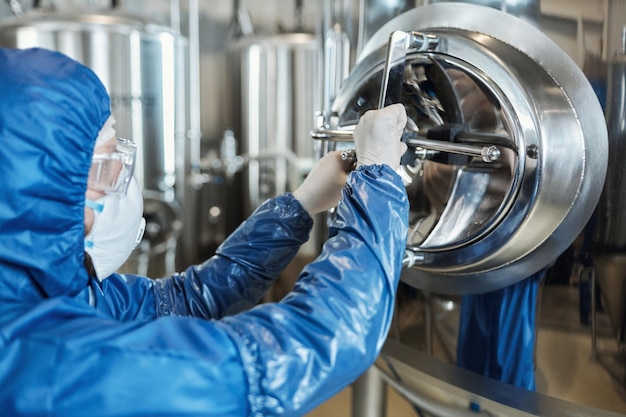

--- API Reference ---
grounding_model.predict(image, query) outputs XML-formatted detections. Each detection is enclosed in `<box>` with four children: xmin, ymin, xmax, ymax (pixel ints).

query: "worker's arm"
<box><xmin>150</xmin><ymin>150</ymin><xmax>353</xmax><ymax>319</ymax></box>
<box><xmin>218</xmin><ymin>162</ymin><xmax>409</xmax><ymax>415</ymax></box>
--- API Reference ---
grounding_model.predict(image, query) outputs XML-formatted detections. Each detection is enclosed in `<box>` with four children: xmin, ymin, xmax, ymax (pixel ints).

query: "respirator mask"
<box><xmin>85</xmin><ymin>117</ymin><xmax>146</xmax><ymax>280</ymax></box>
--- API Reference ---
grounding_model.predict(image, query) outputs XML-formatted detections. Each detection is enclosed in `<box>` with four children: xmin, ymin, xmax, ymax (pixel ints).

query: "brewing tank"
<box><xmin>227</xmin><ymin>32</ymin><xmax>323</xmax><ymax>261</ymax></box>
<box><xmin>229</xmin><ymin>32</ymin><xmax>321</xmax><ymax>218</ymax></box>
<box><xmin>0</xmin><ymin>9</ymin><xmax>194</xmax><ymax>276</ymax></box>
<box><xmin>0</xmin><ymin>10</ymin><xmax>188</xmax><ymax>194</ymax></box>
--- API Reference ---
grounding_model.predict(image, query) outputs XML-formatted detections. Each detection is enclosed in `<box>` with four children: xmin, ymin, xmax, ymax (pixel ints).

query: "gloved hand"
<box><xmin>293</xmin><ymin>151</ymin><xmax>354</xmax><ymax>216</ymax></box>
<box><xmin>353</xmin><ymin>103</ymin><xmax>408</xmax><ymax>170</ymax></box>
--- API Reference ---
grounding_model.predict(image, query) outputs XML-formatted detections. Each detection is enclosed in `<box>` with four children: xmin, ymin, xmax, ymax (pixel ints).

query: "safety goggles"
<box><xmin>88</xmin><ymin>137</ymin><xmax>137</xmax><ymax>196</ymax></box>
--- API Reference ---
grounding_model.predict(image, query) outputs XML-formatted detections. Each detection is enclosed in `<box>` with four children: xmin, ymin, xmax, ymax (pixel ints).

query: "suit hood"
<box><xmin>0</xmin><ymin>47</ymin><xmax>110</xmax><ymax>301</ymax></box>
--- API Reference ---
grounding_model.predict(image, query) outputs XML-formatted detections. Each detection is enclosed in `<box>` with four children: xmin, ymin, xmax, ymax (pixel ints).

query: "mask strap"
<box><xmin>85</xmin><ymin>199</ymin><xmax>104</xmax><ymax>213</ymax></box>
<box><xmin>85</xmin><ymin>199</ymin><xmax>104</xmax><ymax>250</ymax></box>
<box><xmin>135</xmin><ymin>218</ymin><xmax>147</xmax><ymax>246</ymax></box>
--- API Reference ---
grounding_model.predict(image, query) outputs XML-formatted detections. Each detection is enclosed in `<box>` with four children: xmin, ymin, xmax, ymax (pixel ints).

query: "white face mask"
<box><xmin>85</xmin><ymin>177</ymin><xmax>146</xmax><ymax>280</ymax></box>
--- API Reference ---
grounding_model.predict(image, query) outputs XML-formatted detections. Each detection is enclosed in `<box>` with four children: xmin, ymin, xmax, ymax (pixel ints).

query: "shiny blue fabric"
<box><xmin>0</xmin><ymin>47</ymin><xmax>409</xmax><ymax>416</ymax></box>
<box><xmin>456</xmin><ymin>270</ymin><xmax>546</xmax><ymax>391</ymax></box>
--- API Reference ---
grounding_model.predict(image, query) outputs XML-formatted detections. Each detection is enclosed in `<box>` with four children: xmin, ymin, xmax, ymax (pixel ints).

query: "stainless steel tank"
<box><xmin>0</xmin><ymin>9</ymin><xmax>192</xmax><ymax>276</ymax></box>
<box><xmin>230</xmin><ymin>33</ymin><xmax>321</xmax><ymax>217</ymax></box>
<box><xmin>228</xmin><ymin>32</ymin><xmax>322</xmax><ymax>262</ymax></box>
<box><xmin>316</xmin><ymin>3</ymin><xmax>608</xmax><ymax>295</ymax></box>
<box><xmin>323</xmin><ymin>3</ymin><xmax>611</xmax><ymax>416</ymax></box>
<box><xmin>595</xmin><ymin>54</ymin><xmax>626</xmax><ymax>346</ymax></box>
<box><xmin>0</xmin><ymin>10</ymin><xmax>187</xmax><ymax>194</ymax></box>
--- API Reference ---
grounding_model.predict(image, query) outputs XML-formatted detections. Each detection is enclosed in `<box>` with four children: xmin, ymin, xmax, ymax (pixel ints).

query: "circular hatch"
<box><xmin>319</xmin><ymin>4</ymin><xmax>607</xmax><ymax>294</ymax></box>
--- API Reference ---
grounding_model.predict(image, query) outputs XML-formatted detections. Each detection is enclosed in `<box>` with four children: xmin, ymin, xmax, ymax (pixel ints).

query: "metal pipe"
<box><xmin>405</xmin><ymin>137</ymin><xmax>500</xmax><ymax>162</ymax></box>
<box><xmin>310</xmin><ymin>127</ymin><xmax>353</xmax><ymax>140</ymax></box>
<box><xmin>320</xmin><ymin>0</ymin><xmax>352</xmax><ymax>120</ymax></box>
<box><xmin>312</xmin><ymin>128</ymin><xmax>502</xmax><ymax>162</ymax></box>
<box><xmin>352</xmin><ymin>367</ymin><xmax>387</xmax><ymax>417</ymax></box>
<box><xmin>188</xmin><ymin>0</ymin><xmax>201</xmax><ymax>166</ymax></box>
<box><xmin>169</xmin><ymin>0</ymin><xmax>180</xmax><ymax>34</ymax></box>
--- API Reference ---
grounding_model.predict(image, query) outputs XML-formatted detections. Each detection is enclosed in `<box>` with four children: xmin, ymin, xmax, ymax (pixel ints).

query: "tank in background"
<box><xmin>0</xmin><ymin>6</ymin><xmax>196</xmax><ymax>277</ymax></box>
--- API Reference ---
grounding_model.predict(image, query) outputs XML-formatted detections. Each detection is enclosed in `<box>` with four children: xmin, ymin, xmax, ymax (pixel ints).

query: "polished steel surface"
<box><xmin>596</xmin><ymin>56</ymin><xmax>626</xmax><ymax>251</ymax></box>
<box><xmin>419</xmin><ymin>0</ymin><xmax>541</xmax><ymax>26</ymax></box>
<box><xmin>229</xmin><ymin>33</ymin><xmax>320</xmax><ymax>216</ymax></box>
<box><xmin>326</xmin><ymin>3</ymin><xmax>608</xmax><ymax>294</ymax></box>
<box><xmin>593</xmin><ymin>54</ymin><xmax>626</xmax><ymax>360</ymax></box>
<box><xmin>377</xmin><ymin>338</ymin><xmax>626</xmax><ymax>417</ymax></box>
<box><xmin>591</xmin><ymin>15</ymin><xmax>626</xmax><ymax>386</ymax></box>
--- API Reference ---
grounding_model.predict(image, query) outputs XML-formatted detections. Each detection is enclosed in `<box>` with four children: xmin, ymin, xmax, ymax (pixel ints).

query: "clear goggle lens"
<box><xmin>88</xmin><ymin>137</ymin><xmax>137</xmax><ymax>196</ymax></box>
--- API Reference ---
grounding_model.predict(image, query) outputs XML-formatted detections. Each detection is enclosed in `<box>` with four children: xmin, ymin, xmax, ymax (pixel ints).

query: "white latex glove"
<box><xmin>353</xmin><ymin>103</ymin><xmax>408</xmax><ymax>170</ymax></box>
<box><xmin>293</xmin><ymin>151</ymin><xmax>353</xmax><ymax>216</ymax></box>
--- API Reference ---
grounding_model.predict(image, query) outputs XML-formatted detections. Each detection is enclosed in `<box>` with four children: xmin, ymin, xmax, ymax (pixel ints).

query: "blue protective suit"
<box><xmin>0</xmin><ymin>47</ymin><xmax>409</xmax><ymax>416</ymax></box>
<box><xmin>456</xmin><ymin>270</ymin><xmax>545</xmax><ymax>391</ymax></box>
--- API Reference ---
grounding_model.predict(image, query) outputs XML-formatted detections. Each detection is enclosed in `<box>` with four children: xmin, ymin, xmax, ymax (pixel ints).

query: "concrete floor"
<box><xmin>306</xmin><ymin>283</ymin><xmax>626</xmax><ymax>416</ymax></box>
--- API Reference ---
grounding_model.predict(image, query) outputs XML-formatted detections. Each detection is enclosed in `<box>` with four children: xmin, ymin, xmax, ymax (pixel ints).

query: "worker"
<box><xmin>0</xmin><ymin>46</ymin><xmax>409</xmax><ymax>416</ymax></box>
